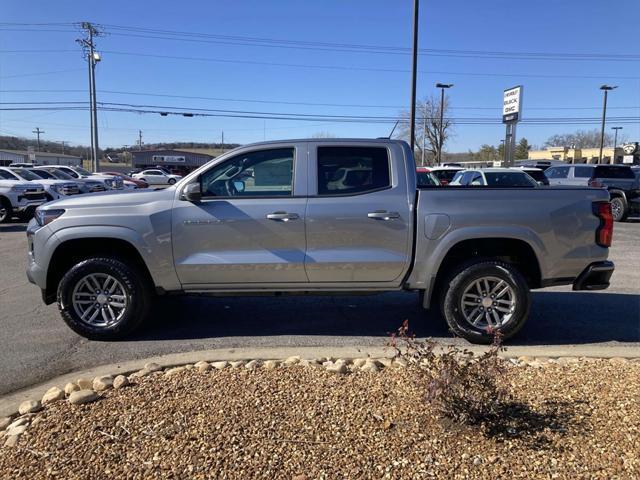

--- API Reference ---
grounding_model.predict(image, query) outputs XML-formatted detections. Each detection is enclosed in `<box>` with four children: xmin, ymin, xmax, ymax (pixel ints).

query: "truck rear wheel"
<box><xmin>441</xmin><ymin>260</ymin><xmax>530</xmax><ymax>344</ymax></box>
<box><xmin>57</xmin><ymin>257</ymin><xmax>151</xmax><ymax>340</ymax></box>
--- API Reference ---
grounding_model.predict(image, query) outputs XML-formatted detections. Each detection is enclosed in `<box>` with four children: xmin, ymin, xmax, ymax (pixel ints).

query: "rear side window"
<box><xmin>317</xmin><ymin>146</ymin><xmax>390</xmax><ymax>195</ymax></box>
<box><xmin>526</xmin><ymin>170</ymin><xmax>547</xmax><ymax>183</ymax></box>
<box><xmin>484</xmin><ymin>172</ymin><xmax>537</xmax><ymax>187</ymax></box>
<box><xmin>594</xmin><ymin>166</ymin><xmax>635</xmax><ymax>179</ymax></box>
<box><xmin>574</xmin><ymin>166</ymin><xmax>593</xmax><ymax>178</ymax></box>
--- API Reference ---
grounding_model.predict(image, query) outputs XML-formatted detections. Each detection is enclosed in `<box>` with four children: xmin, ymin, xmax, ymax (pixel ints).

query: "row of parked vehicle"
<box><xmin>0</xmin><ymin>163</ymin><xmax>183</xmax><ymax>223</ymax></box>
<box><xmin>416</xmin><ymin>163</ymin><xmax>640</xmax><ymax>222</ymax></box>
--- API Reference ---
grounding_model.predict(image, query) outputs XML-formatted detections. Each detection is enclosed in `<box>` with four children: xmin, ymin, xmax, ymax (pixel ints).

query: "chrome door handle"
<box><xmin>367</xmin><ymin>210</ymin><xmax>400</xmax><ymax>220</ymax></box>
<box><xmin>266</xmin><ymin>212</ymin><xmax>299</xmax><ymax>222</ymax></box>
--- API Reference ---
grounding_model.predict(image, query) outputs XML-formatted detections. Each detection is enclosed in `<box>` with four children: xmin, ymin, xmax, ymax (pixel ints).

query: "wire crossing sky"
<box><xmin>0</xmin><ymin>0</ymin><xmax>639</xmax><ymax>150</ymax></box>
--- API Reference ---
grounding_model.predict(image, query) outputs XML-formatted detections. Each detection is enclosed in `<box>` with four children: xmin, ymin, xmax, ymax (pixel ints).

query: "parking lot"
<box><xmin>0</xmin><ymin>218</ymin><xmax>638</xmax><ymax>397</ymax></box>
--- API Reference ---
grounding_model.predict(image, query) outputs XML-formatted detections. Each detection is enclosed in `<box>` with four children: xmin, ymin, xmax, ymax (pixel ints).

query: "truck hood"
<box><xmin>41</xmin><ymin>186</ymin><xmax>176</xmax><ymax>210</ymax></box>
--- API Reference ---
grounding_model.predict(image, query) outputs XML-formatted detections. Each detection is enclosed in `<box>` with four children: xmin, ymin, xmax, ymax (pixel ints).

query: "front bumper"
<box><xmin>572</xmin><ymin>261</ymin><xmax>615</xmax><ymax>291</ymax></box>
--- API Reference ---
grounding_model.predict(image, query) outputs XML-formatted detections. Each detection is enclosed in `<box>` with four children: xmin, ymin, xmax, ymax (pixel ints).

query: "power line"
<box><xmin>0</xmin><ymin>68</ymin><xmax>84</xmax><ymax>79</ymax></box>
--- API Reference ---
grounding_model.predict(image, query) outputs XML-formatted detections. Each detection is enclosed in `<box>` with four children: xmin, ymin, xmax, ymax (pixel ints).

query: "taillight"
<box><xmin>593</xmin><ymin>201</ymin><xmax>613</xmax><ymax>247</ymax></box>
<box><xmin>589</xmin><ymin>179</ymin><xmax>603</xmax><ymax>188</ymax></box>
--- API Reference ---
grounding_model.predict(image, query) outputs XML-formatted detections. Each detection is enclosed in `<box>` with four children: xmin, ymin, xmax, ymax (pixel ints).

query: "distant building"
<box><xmin>131</xmin><ymin>149</ymin><xmax>217</xmax><ymax>174</ymax></box>
<box><xmin>528</xmin><ymin>145</ymin><xmax>639</xmax><ymax>165</ymax></box>
<box><xmin>0</xmin><ymin>149</ymin><xmax>82</xmax><ymax>167</ymax></box>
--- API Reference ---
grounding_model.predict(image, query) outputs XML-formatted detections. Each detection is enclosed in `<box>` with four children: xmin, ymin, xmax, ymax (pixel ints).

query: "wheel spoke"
<box><xmin>495</xmin><ymin>286</ymin><xmax>511</xmax><ymax>299</ymax></box>
<box><xmin>489</xmin><ymin>280</ymin><xmax>505</xmax><ymax>296</ymax></box>
<box><xmin>491</xmin><ymin>309</ymin><xmax>501</xmax><ymax>326</ymax></box>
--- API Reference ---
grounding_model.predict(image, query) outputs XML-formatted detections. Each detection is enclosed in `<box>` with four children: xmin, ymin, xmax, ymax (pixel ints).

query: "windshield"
<box><xmin>484</xmin><ymin>172</ymin><xmax>537</xmax><ymax>187</ymax></box>
<box><xmin>47</xmin><ymin>169</ymin><xmax>75</xmax><ymax>180</ymax></box>
<box><xmin>417</xmin><ymin>171</ymin><xmax>439</xmax><ymax>186</ymax></box>
<box><xmin>29</xmin><ymin>169</ymin><xmax>54</xmax><ymax>179</ymax></box>
<box><xmin>0</xmin><ymin>170</ymin><xmax>18</xmax><ymax>180</ymax></box>
<box><xmin>10</xmin><ymin>168</ymin><xmax>41</xmax><ymax>181</ymax></box>
<box><xmin>73</xmin><ymin>166</ymin><xmax>93</xmax><ymax>176</ymax></box>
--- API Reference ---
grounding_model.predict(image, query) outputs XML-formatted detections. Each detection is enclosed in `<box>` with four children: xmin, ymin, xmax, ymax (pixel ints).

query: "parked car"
<box><xmin>449</xmin><ymin>168</ymin><xmax>538</xmax><ymax>187</ymax></box>
<box><xmin>132</xmin><ymin>169</ymin><xmax>182</xmax><ymax>185</ymax></box>
<box><xmin>27</xmin><ymin>139</ymin><xmax>614</xmax><ymax>344</ymax></box>
<box><xmin>0</xmin><ymin>169</ymin><xmax>46</xmax><ymax>223</ymax></box>
<box><xmin>2</xmin><ymin>167</ymin><xmax>80</xmax><ymax>201</ymax></box>
<box><xmin>422</xmin><ymin>166</ymin><xmax>464</xmax><ymax>185</ymax></box>
<box><xmin>515</xmin><ymin>167</ymin><xmax>549</xmax><ymax>186</ymax></box>
<box><xmin>47</xmin><ymin>165</ymin><xmax>124</xmax><ymax>191</ymax></box>
<box><xmin>416</xmin><ymin>167</ymin><xmax>441</xmax><ymax>186</ymax></box>
<box><xmin>30</xmin><ymin>167</ymin><xmax>106</xmax><ymax>194</ymax></box>
<box><xmin>9</xmin><ymin>162</ymin><xmax>41</xmax><ymax>168</ymax></box>
<box><xmin>101</xmin><ymin>171</ymin><xmax>148</xmax><ymax>189</ymax></box>
<box><xmin>545</xmin><ymin>164</ymin><xmax>639</xmax><ymax>221</ymax></box>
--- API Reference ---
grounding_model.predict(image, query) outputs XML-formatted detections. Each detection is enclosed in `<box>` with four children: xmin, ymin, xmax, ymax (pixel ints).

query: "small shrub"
<box><xmin>388</xmin><ymin>320</ymin><xmax>506</xmax><ymax>426</ymax></box>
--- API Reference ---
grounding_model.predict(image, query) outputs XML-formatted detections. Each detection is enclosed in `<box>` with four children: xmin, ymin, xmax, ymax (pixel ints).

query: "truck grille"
<box><xmin>60</xmin><ymin>184</ymin><xmax>80</xmax><ymax>195</ymax></box>
<box><xmin>19</xmin><ymin>188</ymin><xmax>46</xmax><ymax>201</ymax></box>
<box><xmin>88</xmin><ymin>184</ymin><xmax>106</xmax><ymax>193</ymax></box>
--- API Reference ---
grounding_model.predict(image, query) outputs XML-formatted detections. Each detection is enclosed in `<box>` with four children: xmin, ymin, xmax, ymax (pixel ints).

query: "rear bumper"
<box><xmin>572</xmin><ymin>261</ymin><xmax>615</xmax><ymax>291</ymax></box>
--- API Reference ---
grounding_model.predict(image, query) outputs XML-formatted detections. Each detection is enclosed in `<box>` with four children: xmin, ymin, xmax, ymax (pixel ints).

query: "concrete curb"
<box><xmin>2</xmin><ymin>343</ymin><xmax>639</xmax><ymax>418</ymax></box>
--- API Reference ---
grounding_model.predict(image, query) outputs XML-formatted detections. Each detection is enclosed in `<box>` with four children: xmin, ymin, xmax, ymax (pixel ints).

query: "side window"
<box><xmin>317</xmin><ymin>146</ymin><xmax>390</xmax><ymax>196</ymax></box>
<box><xmin>574</xmin><ymin>166</ymin><xmax>593</xmax><ymax>178</ymax></box>
<box><xmin>546</xmin><ymin>166</ymin><xmax>569</xmax><ymax>179</ymax></box>
<box><xmin>470</xmin><ymin>173</ymin><xmax>484</xmax><ymax>186</ymax></box>
<box><xmin>59</xmin><ymin>167</ymin><xmax>78</xmax><ymax>178</ymax></box>
<box><xmin>460</xmin><ymin>171</ymin><xmax>474</xmax><ymax>185</ymax></box>
<box><xmin>201</xmin><ymin>147</ymin><xmax>294</xmax><ymax>197</ymax></box>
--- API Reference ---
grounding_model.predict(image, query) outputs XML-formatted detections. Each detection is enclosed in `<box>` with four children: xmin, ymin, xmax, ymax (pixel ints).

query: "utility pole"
<box><xmin>598</xmin><ymin>85</ymin><xmax>617</xmax><ymax>164</ymax></box>
<box><xmin>435</xmin><ymin>83</ymin><xmax>453</xmax><ymax>165</ymax></box>
<box><xmin>32</xmin><ymin>127</ymin><xmax>44</xmax><ymax>151</ymax></box>
<box><xmin>138</xmin><ymin>130</ymin><xmax>143</xmax><ymax>151</ymax></box>
<box><xmin>612</xmin><ymin>127</ymin><xmax>623</xmax><ymax>160</ymax></box>
<box><xmin>221</xmin><ymin>131</ymin><xmax>224</xmax><ymax>154</ymax></box>
<box><xmin>61</xmin><ymin>141</ymin><xmax>66</xmax><ymax>154</ymax></box>
<box><xmin>409</xmin><ymin>0</ymin><xmax>420</xmax><ymax>152</ymax></box>
<box><xmin>77</xmin><ymin>22</ymin><xmax>103</xmax><ymax>172</ymax></box>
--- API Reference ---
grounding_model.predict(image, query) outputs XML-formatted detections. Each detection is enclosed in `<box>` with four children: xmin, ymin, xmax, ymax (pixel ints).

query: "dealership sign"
<box><xmin>503</xmin><ymin>86</ymin><xmax>523</xmax><ymax>123</ymax></box>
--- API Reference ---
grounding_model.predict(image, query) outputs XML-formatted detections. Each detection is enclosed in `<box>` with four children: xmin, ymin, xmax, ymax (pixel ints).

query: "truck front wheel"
<box><xmin>0</xmin><ymin>198</ymin><xmax>12</xmax><ymax>223</ymax></box>
<box><xmin>57</xmin><ymin>257</ymin><xmax>151</xmax><ymax>340</ymax></box>
<box><xmin>441</xmin><ymin>260</ymin><xmax>530</xmax><ymax>344</ymax></box>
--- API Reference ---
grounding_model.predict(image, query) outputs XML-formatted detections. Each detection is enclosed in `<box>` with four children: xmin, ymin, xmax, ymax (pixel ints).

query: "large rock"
<box><xmin>93</xmin><ymin>376</ymin><xmax>114</xmax><ymax>392</ymax></box>
<box><xmin>195</xmin><ymin>361</ymin><xmax>210</xmax><ymax>372</ymax></box>
<box><xmin>76</xmin><ymin>378</ymin><xmax>93</xmax><ymax>390</ymax></box>
<box><xmin>164</xmin><ymin>366</ymin><xmax>186</xmax><ymax>377</ymax></box>
<box><xmin>4</xmin><ymin>424</ymin><xmax>27</xmax><ymax>437</ymax></box>
<box><xmin>352</xmin><ymin>358</ymin><xmax>368</xmax><ymax>368</ymax></box>
<box><xmin>360</xmin><ymin>360</ymin><xmax>380</xmax><ymax>373</ymax></box>
<box><xmin>113</xmin><ymin>375</ymin><xmax>130</xmax><ymax>390</ymax></box>
<box><xmin>263</xmin><ymin>360</ymin><xmax>280</xmax><ymax>370</ymax></box>
<box><xmin>284</xmin><ymin>356</ymin><xmax>301</xmax><ymax>366</ymax></box>
<box><xmin>326</xmin><ymin>360</ymin><xmax>348</xmax><ymax>374</ymax></box>
<box><xmin>211</xmin><ymin>361</ymin><xmax>229</xmax><ymax>370</ymax></box>
<box><xmin>245</xmin><ymin>360</ymin><xmax>261</xmax><ymax>370</ymax></box>
<box><xmin>64</xmin><ymin>382</ymin><xmax>80</xmax><ymax>396</ymax></box>
<box><xmin>5</xmin><ymin>418</ymin><xmax>29</xmax><ymax>431</ymax></box>
<box><xmin>18</xmin><ymin>400</ymin><xmax>41</xmax><ymax>415</ymax></box>
<box><xmin>4</xmin><ymin>435</ymin><xmax>19</xmax><ymax>448</ymax></box>
<box><xmin>229</xmin><ymin>361</ymin><xmax>245</xmax><ymax>369</ymax></box>
<box><xmin>42</xmin><ymin>386</ymin><xmax>65</xmax><ymax>405</ymax></box>
<box><xmin>144</xmin><ymin>362</ymin><xmax>162</xmax><ymax>373</ymax></box>
<box><xmin>68</xmin><ymin>390</ymin><xmax>99</xmax><ymax>405</ymax></box>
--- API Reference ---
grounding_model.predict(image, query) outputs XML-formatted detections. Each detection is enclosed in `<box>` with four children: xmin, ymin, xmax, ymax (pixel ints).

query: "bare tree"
<box><xmin>543</xmin><ymin>129</ymin><xmax>626</xmax><ymax>149</ymax></box>
<box><xmin>396</xmin><ymin>94</ymin><xmax>453</xmax><ymax>165</ymax></box>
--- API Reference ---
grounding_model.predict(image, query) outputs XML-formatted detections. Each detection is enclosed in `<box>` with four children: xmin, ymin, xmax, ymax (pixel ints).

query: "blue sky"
<box><xmin>1</xmin><ymin>0</ymin><xmax>639</xmax><ymax>152</ymax></box>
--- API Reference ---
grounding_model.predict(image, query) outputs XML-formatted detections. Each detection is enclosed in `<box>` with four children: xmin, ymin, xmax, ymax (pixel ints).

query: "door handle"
<box><xmin>266</xmin><ymin>212</ymin><xmax>299</xmax><ymax>222</ymax></box>
<box><xmin>367</xmin><ymin>210</ymin><xmax>400</xmax><ymax>220</ymax></box>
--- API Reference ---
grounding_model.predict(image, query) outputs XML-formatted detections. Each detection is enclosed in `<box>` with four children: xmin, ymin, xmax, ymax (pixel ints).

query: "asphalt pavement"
<box><xmin>1</xmin><ymin>220</ymin><xmax>638</xmax><ymax>396</ymax></box>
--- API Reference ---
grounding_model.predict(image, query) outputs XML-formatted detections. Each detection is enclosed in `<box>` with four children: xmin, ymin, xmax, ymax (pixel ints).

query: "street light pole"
<box><xmin>435</xmin><ymin>83</ymin><xmax>453</xmax><ymax>165</ymax></box>
<box><xmin>408</xmin><ymin>0</ymin><xmax>419</xmax><ymax>152</ymax></box>
<box><xmin>612</xmin><ymin>126</ymin><xmax>623</xmax><ymax>158</ymax></box>
<box><xmin>599</xmin><ymin>85</ymin><xmax>617</xmax><ymax>164</ymax></box>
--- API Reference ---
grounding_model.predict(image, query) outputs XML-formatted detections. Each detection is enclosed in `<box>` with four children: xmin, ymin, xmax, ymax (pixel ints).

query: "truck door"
<box><xmin>171</xmin><ymin>143</ymin><xmax>309</xmax><ymax>286</ymax></box>
<box><xmin>304</xmin><ymin>143</ymin><xmax>413</xmax><ymax>284</ymax></box>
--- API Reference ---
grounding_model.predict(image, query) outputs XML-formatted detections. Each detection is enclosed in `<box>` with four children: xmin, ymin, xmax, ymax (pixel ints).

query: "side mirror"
<box><xmin>182</xmin><ymin>182</ymin><xmax>202</xmax><ymax>202</ymax></box>
<box><xmin>233</xmin><ymin>180</ymin><xmax>245</xmax><ymax>193</ymax></box>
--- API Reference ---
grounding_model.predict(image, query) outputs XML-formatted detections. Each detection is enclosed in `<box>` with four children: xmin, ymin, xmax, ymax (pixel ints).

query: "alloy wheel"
<box><xmin>460</xmin><ymin>276</ymin><xmax>516</xmax><ymax>330</ymax></box>
<box><xmin>71</xmin><ymin>273</ymin><xmax>130</xmax><ymax>328</ymax></box>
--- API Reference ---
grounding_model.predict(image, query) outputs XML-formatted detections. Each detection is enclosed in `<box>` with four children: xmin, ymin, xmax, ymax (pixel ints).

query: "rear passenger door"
<box><xmin>304</xmin><ymin>143</ymin><xmax>413</xmax><ymax>284</ymax></box>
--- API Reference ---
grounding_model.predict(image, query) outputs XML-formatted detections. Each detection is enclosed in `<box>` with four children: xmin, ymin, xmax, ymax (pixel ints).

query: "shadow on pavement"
<box><xmin>0</xmin><ymin>223</ymin><xmax>27</xmax><ymax>233</ymax></box>
<box><xmin>132</xmin><ymin>290</ymin><xmax>640</xmax><ymax>346</ymax></box>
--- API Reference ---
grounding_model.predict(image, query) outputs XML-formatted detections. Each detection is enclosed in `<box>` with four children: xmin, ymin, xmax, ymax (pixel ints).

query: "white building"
<box><xmin>0</xmin><ymin>149</ymin><xmax>82</xmax><ymax>167</ymax></box>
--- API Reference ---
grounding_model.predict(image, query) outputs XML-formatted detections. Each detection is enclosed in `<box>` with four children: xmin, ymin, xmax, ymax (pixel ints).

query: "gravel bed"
<box><xmin>0</xmin><ymin>360</ymin><xmax>638</xmax><ymax>479</ymax></box>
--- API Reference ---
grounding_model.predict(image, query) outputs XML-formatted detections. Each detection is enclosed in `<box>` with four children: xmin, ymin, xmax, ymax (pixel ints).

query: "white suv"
<box><xmin>1</xmin><ymin>167</ymin><xmax>80</xmax><ymax>201</ymax></box>
<box><xmin>0</xmin><ymin>169</ymin><xmax>47</xmax><ymax>223</ymax></box>
<box><xmin>48</xmin><ymin>165</ymin><xmax>124</xmax><ymax>190</ymax></box>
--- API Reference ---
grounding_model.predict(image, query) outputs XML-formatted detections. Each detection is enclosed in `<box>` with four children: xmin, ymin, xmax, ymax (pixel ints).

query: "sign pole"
<box><xmin>502</xmin><ymin>85</ymin><xmax>523</xmax><ymax>168</ymax></box>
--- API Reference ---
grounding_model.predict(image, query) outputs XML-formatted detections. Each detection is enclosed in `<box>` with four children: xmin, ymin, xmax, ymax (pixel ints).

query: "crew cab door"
<box><xmin>171</xmin><ymin>143</ymin><xmax>309</xmax><ymax>286</ymax></box>
<box><xmin>304</xmin><ymin>142</ymin><xmax>413</xmax><ymax>284</ymax></box>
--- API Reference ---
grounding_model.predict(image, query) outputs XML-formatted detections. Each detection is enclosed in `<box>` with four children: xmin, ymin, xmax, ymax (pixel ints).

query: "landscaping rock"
<box><xmin>195</xmin><ymin>361</ymin><xmax>210</xmax><ymax>372</ymax></box>
<box><xmin>93</xmin><ymin>376</ymin><xmax>114</xmax><ymax>392</ymax></box>
<box><xmin>76</xmin><ymin>378</ymin><xmax>93</xmax><ymax>390</ymax></box>
<box><xmin>4</xmin><ymin>435</ymin><xmax>19</xmax><ymax>448</ymax></box>
<box><xmin>68</xmin><ymin>390</ymin><xmax>99</xmax><ymax>405</ymax></box>
<box><xmin>113</xmin><ymin>375</ymin><xmax>130</xmax><ymax>390</ymax></box>
<box><xmin>18</xmin><ymin>400</ymin><xmax>41</xmax><ymax>415</ymax></box>
<box><xmin>263</xmin><ymin>360</ymin><xmax>280</xmax><ymax>370</ymax></box>
<box><xmin>42</xmin><ymin>386</ymin><xmax>65</xmax><ymax>405</ymax></box>
<box><xmin>5</xmin><ymin>418</ymin><xmax>29</xmax><ymax>431</ymax></box>
<box><xmin>229</xmin><ymin>361</ymin><xmax>245</xmax><ymax>369</ymax></box>
<box><xmin>245</xmin><ymin>360</ymin><xmax>261</xmax><ymax>370</ymax></box>
<box><xmin>144</xmin><ymin>362</ymin><xmax>162</xmax><ymax>373</ymax></box>
<box><xmin>376</xmin><ymin>358</ymin><xmax>393</xmax><ymax>368</ymax></box>
<box><xmin>326</xmin><ymin>361</ymin><xmax>348</xmax><ymax>374</ymax></box>
<box><xmin>164</xmin><ymin>367</ymin><xmax>186</xmax><ymax>377</ymax></box>
<box><xmin>360</xmin><ymin>360</ymin><xmax>379</xmax><ymax>373</ymax></box>
<box><xmin>284</xmin><ymin>356</ymin><xmax>301</xmax><ymax>366</ymax></box>
<box><xmin>610</xmin><ymin>357</ymin><xmax>629</xmax><ymax>365</ymax></box>
<box><xmin>64</xmin><ymin>382</ymin><xmax>80</xmax><ymax>396</ymax></box>
<box><xmin>353</xmin><ymin>358</ymin><xmax>367</xmax><ymax>368</ymax></box>
<box><xmin>392</xmin><ymin>357</ymin><xmax>408</xmax><ymax>368</ymax></box>
<box><xmin>211</xmin><ymin>361</ymin><xmax>229</xmax><ymax>370</ymax></box>
<box><xmin>4</xmin><ymin>425</ymin><xmax>27</xmax><ymax>437</ymax></box>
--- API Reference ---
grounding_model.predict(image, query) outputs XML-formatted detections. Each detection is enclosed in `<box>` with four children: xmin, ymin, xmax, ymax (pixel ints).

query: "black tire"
<box><xmin>441</xmin><ymin>260</ymin><xmax>530</xmax><ymax>344</ymax></box>
<box><xmin>57</xmin><ymin>257</ymin><xmax>152</xmax><ymax>340</ymax></box>
<box><xmin>0</xmin><ymin>198</ymin><xmax>13</xmax><ymax>224</ymax></box>
<box><xmin>610</xmin><ymin>196</ymin><xmax>628</xmax><ymax>222</ymax></box>
<box><xmin>168</xmin><ymin>178</ymin><xmax>176</xmax><ymax>185</ymax></box>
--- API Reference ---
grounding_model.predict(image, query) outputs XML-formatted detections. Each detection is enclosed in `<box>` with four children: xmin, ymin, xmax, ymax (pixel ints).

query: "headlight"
<box><xmin>35</xmin><ymin>208</ymin><xmax>65</xmax><ymax>227</ymax></box>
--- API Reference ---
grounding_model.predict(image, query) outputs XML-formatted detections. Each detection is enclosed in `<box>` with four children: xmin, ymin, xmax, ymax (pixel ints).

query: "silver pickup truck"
<box><xmin>26</xmin><ymin>139</ymin><xmax>614</xmax><ymax>343</ymax></box>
